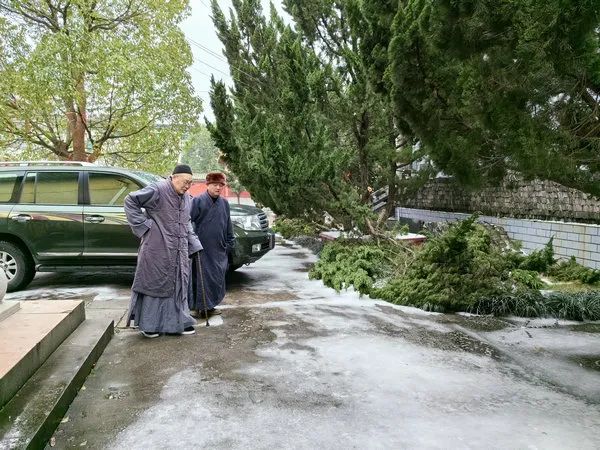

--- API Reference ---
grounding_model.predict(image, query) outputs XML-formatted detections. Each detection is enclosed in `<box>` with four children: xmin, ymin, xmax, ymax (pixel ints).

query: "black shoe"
<box><xmin>181</xmin><ymin>326</ymin><xmax>195</xmax><ymax>335</ymax></box>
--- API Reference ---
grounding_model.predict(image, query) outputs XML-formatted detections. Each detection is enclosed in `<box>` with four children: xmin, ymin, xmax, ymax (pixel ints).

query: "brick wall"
<box><xmin>395</xmin><ymin>207</ymin><xmax>600</xmax><ymax>270</ymax></box>
<box><xmin>400</xmin><ymin>177</ymin><xmax>600</xmax><ymax>224</ymax></box>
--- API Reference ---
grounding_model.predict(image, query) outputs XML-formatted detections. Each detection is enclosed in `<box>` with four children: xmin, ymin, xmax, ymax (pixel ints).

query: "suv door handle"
<box><xmin>11</xmin><ymin>214</ymin><xmax>32</xmax><ymax>222</ymax></box>
<box><xmin>85</xmin><ymin>215</ymin><xmax>105</xmax><ymax>223</ymax></box>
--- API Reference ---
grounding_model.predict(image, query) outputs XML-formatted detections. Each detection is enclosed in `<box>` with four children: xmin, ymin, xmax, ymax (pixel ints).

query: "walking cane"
<box><xmin>194</xmin><ymin>251</ymin><xmax>210</xmax><ymax>327</ymax></box>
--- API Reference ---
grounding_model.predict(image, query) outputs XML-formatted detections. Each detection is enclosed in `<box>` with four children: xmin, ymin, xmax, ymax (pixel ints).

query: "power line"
<box><xmin>188</xmin><ymin>37</ymin><xmax>228</xmax><ymax>64</ymax></box>
<box><xmin>187</xmin><ymin>38</ymin><xmax>269</xmax><ymax>88</ymax></box>
<box><xmin>190</xmin><ymin>63</ymin><xmax>256</xmax><ymax>93</ymax></box>
<box><xmin>190</xmin><ymin>66</ymin><xmax>212</xmax><ymax>78</ymax></box>
<box><xmin>199</xmin><ymin>59</ymin><xmax>231</xmax><ymax>77</ymax></box>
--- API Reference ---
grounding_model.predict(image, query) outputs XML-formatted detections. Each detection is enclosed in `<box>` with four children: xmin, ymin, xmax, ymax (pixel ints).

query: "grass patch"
<box><xmin>543</xmin><ymin>291</ymin><xmax>600</xmax><ymax>321</ymax></box>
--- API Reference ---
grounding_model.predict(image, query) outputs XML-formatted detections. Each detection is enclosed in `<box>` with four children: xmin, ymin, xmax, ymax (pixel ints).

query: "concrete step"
<box><xmin>0</xmin><ymin>301</ymin><xmax>85</xmax><ymax>408</ymax></box>
<box><xmin>0</xmin><ymin>316</ymin><xmax>114</xmax><ymax>449</ymax></box>
<box><xmin>0</xmin><ymin>301</ymin><xmax>20</xmax><ymax>323</ymax></box>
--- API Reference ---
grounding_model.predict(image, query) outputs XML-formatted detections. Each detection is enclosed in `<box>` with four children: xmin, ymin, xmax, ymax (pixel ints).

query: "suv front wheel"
<box><xmin>0</xmin><ymin>241</ymin><xmax>35</xmax><ymax>292</ymax></box>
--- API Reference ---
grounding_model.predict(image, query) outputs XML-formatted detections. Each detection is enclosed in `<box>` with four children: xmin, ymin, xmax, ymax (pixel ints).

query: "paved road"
<box><xmin>10</xmin><ymin>242</ymin><xmax>600</xmax><ymax>449</ymax></box>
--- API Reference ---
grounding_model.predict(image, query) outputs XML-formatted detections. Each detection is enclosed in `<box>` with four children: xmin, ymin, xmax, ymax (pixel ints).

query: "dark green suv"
<box><xmin>0</xmin><ymin>162</ymin><xmax>274</xmax><ymax>291</ymax></box>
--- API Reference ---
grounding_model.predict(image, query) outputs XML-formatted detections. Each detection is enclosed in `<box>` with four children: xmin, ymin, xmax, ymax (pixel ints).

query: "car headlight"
<box><xmin>231</xmin><ymin>214</ymin><xmax>262</xmax><ymax>230</ymax></box>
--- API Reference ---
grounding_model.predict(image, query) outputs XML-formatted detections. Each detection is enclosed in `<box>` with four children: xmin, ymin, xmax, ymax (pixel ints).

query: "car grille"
<box><xmin>257</xmin><ymin>212</ymin><xmax>269</xmax><ymax>231</ymax></box>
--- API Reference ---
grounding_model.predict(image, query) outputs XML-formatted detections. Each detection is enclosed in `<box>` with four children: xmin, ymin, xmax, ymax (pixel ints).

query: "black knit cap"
<box><xmin>172</xmin><ymin>164</ymin><xmax>193</xmax><ymax>175</ymax></box>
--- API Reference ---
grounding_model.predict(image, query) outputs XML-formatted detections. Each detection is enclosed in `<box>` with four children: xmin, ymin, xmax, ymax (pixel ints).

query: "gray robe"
<box><xmin>188</xmin><ymin>192</ymin><xmax>235</xmax><ymax>311</ymax></box>
<box><xmin>125</xmin><ymin>178</ymin><xmax>202</xmax><ymax>333</ymax></box>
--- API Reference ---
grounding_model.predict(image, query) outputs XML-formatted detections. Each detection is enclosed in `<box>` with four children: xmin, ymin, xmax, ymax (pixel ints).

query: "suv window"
<box><xmin>0</xmin><ymin>173</ymin><xmax>20</xmax><ymax>203</ymax></box>
<box><xmin>21</xmin><ymin>171</ymin><xmax>79</xmax><ymax>205</ymax></box>
<box><xmin>88</xmin><ymin>172</ymin><xmax>141</xmax><ymax>206</ymax></box>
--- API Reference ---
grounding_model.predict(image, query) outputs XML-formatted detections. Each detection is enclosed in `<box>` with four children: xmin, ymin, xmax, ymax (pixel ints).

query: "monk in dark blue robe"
<box><xmin>189</xmin><ymin>172</ymin><xmax>235</xmax><ymax>317</ymax></box>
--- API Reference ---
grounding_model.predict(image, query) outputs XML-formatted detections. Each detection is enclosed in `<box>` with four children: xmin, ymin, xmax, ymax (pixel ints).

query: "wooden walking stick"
<box><xmin>194</xmin><ymin>251</ymin><xmax>210</xmax><ymax>327</ymax></box>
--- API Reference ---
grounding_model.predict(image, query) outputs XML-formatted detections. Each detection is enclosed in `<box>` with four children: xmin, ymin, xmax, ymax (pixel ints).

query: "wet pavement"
<box><xmin>7</xmin><ymin>242</ymin><xmax>600</xmax><ymax>449</ymax></box>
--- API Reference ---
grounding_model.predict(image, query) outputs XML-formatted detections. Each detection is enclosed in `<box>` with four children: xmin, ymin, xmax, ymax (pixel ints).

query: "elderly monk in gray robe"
<box><xmin>125</xmin><ymin>164</ymin><xmax>202</xmax><ymax>338</ymax></box>
<box><xmin>189</xmin><ymin>171</ymin><xmax>235</xmax><ymax>318</ymax></box>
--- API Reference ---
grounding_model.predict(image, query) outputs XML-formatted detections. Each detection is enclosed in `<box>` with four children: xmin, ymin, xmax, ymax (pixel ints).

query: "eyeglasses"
<box><xmin>181</xmin><ymin>179</ymin><xmax>193</xmax><ymax>187</ymax></box>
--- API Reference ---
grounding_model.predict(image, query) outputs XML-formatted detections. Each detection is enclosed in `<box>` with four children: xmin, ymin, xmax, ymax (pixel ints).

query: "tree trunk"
<box><xmin>355</xmin><ymin>111</ymin><xmax>370</xmax><ymax>203</ymax></box>
<box><xmin>71</xmin><ymin>76</ymin><xmax>87</xmax><ymax>161</ymax></box>
<box><xmin>378</xmin><ymin>158</ymin><xmax>398</xmax><ymax>227</ymax></box>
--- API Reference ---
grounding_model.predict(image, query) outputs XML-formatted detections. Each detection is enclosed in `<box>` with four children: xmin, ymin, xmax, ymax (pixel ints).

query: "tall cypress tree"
<box><xmin>208</xmin><ymin>0</ymin><xmax>388</xmax><ymax>228</ymax></box>
<box><xmin>388</xmin><ymin>0</ymin><xmax>600</xmax><ymax>196</ymax></box>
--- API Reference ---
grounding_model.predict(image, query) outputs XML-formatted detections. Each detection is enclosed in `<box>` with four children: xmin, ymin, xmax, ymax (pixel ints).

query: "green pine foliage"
<box><xmin>518</xmin><ymin>238</ymin><xmax>555</xmax><ymax>272</ymax></box>
<box><xmin>309</xmin><ymin>216</ymin><xmax>600</xmax><ymax>320</ymax></box>
<box><xmin>207</xmin><ymin>0</ymin><xmax>418</xmax><ymax>230</ymax></box>
<box><xmin>372</xmin><ymin>216</ymin><xmax>537</xmax><ymax>312</ymax></box>
<box><xmin>309</xmin><ymin>241</ymin><xmax>397</xmax><ymax>296</ymax></box>
<box><xmin>388</xmin><ymin>0</ymin><xmax>600</xmax><ymax>196</ymax></box>
<box><xmin>272</xmin><ymin>217</ymin><xmax>320</xmax><ymax>239</ymax></box>
<box><xmin>207</xmin><ymin>0</ymin><xmax>600</xmax><ymax>231</ymax></box>
<box><xmin>510</xmin><ymin>269</ymin><xmax>545</xmax><ymax>290</ymax></box>
<box><xmin>548</xmin><ymin>257</ymin><xmax>600</xmax><ymax>285</ymax></box>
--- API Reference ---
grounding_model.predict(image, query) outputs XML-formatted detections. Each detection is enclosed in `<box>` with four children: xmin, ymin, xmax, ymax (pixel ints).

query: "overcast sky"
<box><xmin>179</xmin><ymin>0</ymin><xmax>286</xmax><ymax>122</ymax></box>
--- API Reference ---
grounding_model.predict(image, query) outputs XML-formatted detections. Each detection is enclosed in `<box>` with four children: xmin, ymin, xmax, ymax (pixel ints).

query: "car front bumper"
<box><xmin>231</xmin><ymin>229</ymin><xmax>275</xmax><ymax>266</ymax></box>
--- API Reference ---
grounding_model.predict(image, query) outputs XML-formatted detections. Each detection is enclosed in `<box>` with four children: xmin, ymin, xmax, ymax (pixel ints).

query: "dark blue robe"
<box><xmin>189</xmin><ymin>192</ymin><xmax>235</xmax><ymax>311</ymax></box>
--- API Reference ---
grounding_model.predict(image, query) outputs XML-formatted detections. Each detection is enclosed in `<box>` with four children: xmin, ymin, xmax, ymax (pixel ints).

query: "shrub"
<box><xmin>511</xmin><ymin>269</ymin><xmax>545</xmax><ymax>289</ymax></box>
<box><xmin>308</xmin><ymin>215</ymin><xmax>600</xmax><ymax>320</ymax></box>
<box><xmin>519</xmin><ymin>238</ymin><xmax>555</xmax><ymax>272</ymax></box>
<box><xmin>469</xmin><ymin>290</ymin><xmax>545</xmax><ymax>317</ymax></box>
<box><xmin>372</xmin><ymin>216</ymin><xmax>539</xmax><ymax>312</ymax></box>
<box><xmin>548</xmin><ymin>257</ymin><xmax>600</xmax><ymax>285</ymax></box>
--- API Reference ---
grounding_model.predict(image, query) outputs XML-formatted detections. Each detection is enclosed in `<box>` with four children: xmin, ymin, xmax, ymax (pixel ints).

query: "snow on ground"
<box><xmin>108</xmin><ymin>242</ymin><xmax>600</xmax><ymax>450</ymax></box>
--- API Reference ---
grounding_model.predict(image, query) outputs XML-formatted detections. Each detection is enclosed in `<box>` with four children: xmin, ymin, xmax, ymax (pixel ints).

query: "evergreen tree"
<box><xmin>388</xmin><ymin>0</ymin><xmax>600</xmax><ymax>196</ymax></box>
<box><xmin>207</xmin><ymin>0</ymin><xmax>421</xmax><ymax>230</ymax></box>
<box><xmin>208</xmin><ymin>0</ymin><xmax>367</xmax><ymax>228</ymax></box>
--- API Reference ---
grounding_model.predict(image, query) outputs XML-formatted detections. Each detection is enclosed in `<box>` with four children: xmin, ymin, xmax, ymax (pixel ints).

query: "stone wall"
<box><xmin>395</xmin><ymin>207</ymin><xmax>600</xmax><ymax>270</ymax></box>
<box><xmin>400</xmin><ymin>177</ymin><xmax>600</xmax><ymax>224</ymax></box>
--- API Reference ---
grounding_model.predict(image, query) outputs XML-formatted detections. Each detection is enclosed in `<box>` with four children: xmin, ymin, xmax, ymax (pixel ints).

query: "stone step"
<box><xmin>0</xmin><ymin>301</ymin><xmax>20</xmax><ymax>323</ymax></box>
<box><xmin>0</xmin><ymin>316</ymin><xmax>114</xmax><ymax>449</ymax></box>
<box><xmin>0</xmin><ymin>301</ymin><xmax>85</xmax><ymax>408</ymax></box>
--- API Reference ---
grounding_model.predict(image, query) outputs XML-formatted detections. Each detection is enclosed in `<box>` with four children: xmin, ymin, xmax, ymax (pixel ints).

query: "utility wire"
<box><xmin>199</xmin><ymin>59</ymin><xmax>231</xmax><ymax>77</ymax></box>
<box><xmin>187</xmin><ymin>37</ymin><xmax>265</xmax><ymax>84</ymax></box>
<box><xmin>188</xmin><ymin>37</ymin><xmax>228</xmax><ymax>64</ymax></box>
<box><xmin>190</xmin><ymin>63</ymin><xmax>256</xmax><ymax>93</ymax></box>
<box><xmin>190</xmin><ymin>66</ymin><xmax>212</xmax><ymax>78</ymax></box>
